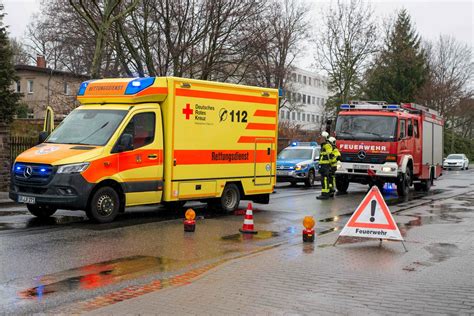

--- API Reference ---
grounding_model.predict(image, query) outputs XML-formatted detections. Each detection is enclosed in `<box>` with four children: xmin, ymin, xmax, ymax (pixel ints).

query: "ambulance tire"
<box><xmin>27</xmin><ymin>204</ymin><xmax>57</xmax><ymax>218</ymax></box>
<box><xmin>304</xmin><ymin>170</ymin><xmax>315</xmax><ymax>187</ymax></box>
<box><xmin>397</xmin><ymin>167</ymin><xmax>412</xmax><ymax>197</ymax></box>
<box><xmin>219</xmin><ymin>183</ymin><xmax>241</xmax><ymax>213</ymax></box>
<box><xmin>86</xmin><ymin>187</ymin><xmax>120</xmax><ymax>223</ymax></box>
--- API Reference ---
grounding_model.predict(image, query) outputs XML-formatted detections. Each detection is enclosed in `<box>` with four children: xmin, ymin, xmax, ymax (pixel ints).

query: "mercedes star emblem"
<box><xmin>357</xmin><ymin>150</ymin><xmax>367</xmax><ymax>160</ymax></box>
<box><xmin>24</xmin><ymin>166</ymin><xmax>33</xmax><ymax>178</ymax></box>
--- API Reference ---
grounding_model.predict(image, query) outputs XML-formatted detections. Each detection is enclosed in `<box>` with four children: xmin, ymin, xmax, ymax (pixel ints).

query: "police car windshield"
<box><xmin>335</xmin><ymin>115</ymin><xmax>397</xmax><ymax>141</ymax></box>
<box><xmin>46</xmin><ymin>109</ymin><xmax>127</xmax><ymax>146</ymax></box>
<box><xmin>278</xmin><ymin>148</ymin><xmax>313</xmax><ymax>160</ymax></box>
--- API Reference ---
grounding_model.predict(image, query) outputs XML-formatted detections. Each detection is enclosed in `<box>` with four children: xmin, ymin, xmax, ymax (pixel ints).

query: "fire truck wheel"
<box><xmin>336</xmin><ymin>175</ymin><xmax>349</xmax><ymax>193</ymax></box>
<box><xmin>27</xmin><ymin>204</ymin><xmax>57</xmax><ymax>218</ymax></box>
<box><xmin>86</xmin><ymin>186</ymin><xmax>120</xmax><ymax>223</ymax></box>
<box><xmin>305</xmin><ymin>170</ymin><xmax>315</xmax><ymax>187</ymax></box>
<box><xmin>397</xmin><ymin>168</ymin><xmax>412</xmax><ymax>197</ymax></box>
<box><xmin>219</xmin><ymin>183</ymin><xmax>241</xmax><ymax>212</ymax></box>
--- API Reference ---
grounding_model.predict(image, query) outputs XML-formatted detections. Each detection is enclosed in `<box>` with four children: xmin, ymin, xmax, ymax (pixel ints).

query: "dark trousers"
<box><xmin>319</xmin><ymin>164</ymin><xmax>331</xmax><ymax>195</ymax></box>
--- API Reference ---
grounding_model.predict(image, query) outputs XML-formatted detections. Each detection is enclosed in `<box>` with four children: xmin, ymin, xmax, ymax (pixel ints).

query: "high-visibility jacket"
<box><xmin>330</xmin><ymin>146</ymin><xmax>341</xmax><ymax>167</ymax></box>
<box><xmin>319</xmin><ymin>142</ymin><xmax>333</xmax><ymax>165</ymax></box>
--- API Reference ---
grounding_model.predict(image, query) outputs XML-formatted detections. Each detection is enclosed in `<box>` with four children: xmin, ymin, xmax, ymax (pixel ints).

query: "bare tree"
<box><xmin>10</xmin><ymin>37</ymin><xmax>30</xmax><ymax>65</ymax></box>
<box><xmin>69</xmin><ymin>0</ymin><xmax>139</xmax><ymax>78</ymax></box>
<box><xmin>315</xmin><ymin>0</ymin><xmax>378</xmax><ymax>108</ymax></box>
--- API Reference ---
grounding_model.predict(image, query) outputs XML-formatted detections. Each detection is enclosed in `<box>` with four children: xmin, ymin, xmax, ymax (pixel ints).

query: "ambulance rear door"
<box><xmin>253</xmin><ymin>138</ymin><xmax>274</xmax><ymax>185</ymax></box>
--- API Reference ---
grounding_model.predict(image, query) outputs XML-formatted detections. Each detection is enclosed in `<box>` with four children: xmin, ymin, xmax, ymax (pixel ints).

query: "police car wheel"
<box><xmin>87</xmin><ymin>187</ymin><xmax>120</xmax><ymax>223</ymax></box>
<box><xmin>305</xmin><ymin>170</ymin><xmax>315</xmax><ymax>187</ymax></box>
<box><xmin>220</xmin><ymin>183</ymin><xmax>240</xmax><ymax>212</ymax></box>
<box><xmin>27</xmin><ymin>204</ymin><xmax>57</xmax><ymax>218</ymax></box>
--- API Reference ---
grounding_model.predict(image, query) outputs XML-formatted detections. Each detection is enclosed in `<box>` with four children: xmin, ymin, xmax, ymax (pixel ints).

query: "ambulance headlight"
<box><xmin>57</xmin><ymin>162</ymin><xmax>90</xmax><ymax>174</ymax></box>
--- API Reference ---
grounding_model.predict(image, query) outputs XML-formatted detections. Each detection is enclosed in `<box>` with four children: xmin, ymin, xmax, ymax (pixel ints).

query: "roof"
<box><xmin>14</xmin><ymin>65</ymin><xmax>90</xmax><ymax>80</ymax></box>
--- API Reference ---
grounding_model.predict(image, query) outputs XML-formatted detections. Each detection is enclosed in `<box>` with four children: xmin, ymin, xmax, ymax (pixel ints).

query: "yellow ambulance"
<box><xmin>10</xmin><ymin>77</ymin><xmax>278</xmax><ymax>222</ymax></box>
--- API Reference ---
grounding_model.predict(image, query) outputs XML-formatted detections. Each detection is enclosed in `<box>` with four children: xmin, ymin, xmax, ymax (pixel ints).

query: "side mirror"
<box><xmin>38</xmin><ymin>131</ymin><xmax>49</xmax><ymax>144</ymax></box>
<box><xmin>407</xmin><ymin>125</ymin><xmax>413</xmax><ymax>137</ymax></box>
<box><xmin>117</xmin><ymin>133</ymin><xmax>133</xmax><ymax>152</ymax></box>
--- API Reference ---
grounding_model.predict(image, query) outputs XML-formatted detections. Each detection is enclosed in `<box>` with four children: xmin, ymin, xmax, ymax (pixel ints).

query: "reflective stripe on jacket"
<box><xmin>330</xmin><ymin>147</ymin><xmax>341</xmax><ymax>167</ymax></box>
<box><xmin>319</xmin><ymin>142</ymin><xmax>333</xmax><ymax>165</ymax></box>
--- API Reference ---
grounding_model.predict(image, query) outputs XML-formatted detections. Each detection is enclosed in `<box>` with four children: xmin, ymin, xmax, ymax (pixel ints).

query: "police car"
<box><xmin>276</xmin><ymin>142</ymin><xmax>320</xmax><ymax>187</ymax></box>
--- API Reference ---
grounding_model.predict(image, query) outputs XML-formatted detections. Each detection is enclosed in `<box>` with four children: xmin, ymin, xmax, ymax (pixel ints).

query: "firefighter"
<box><xmin>328</xmin><ymin>136</ymin><xmax>341</xmax><ymax>197</ymax></box>
<box><xmin>317</xmin><ymin>131</ymin><xmax>333</xmax><ymax>200</ymax></box>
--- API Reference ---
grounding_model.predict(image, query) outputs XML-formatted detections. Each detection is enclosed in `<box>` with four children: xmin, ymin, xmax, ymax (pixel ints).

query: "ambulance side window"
<box><xmin>122</xmin><ymin>112</ymin><xmax>155</xmax><ymax>150</ymax></box>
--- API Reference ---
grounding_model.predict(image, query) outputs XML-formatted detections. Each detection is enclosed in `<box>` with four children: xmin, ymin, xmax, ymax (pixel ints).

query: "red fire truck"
<box><xmin>334</xmin><ymin>101</ymin><xmax>444</xmax><ymax>196</ymax></box>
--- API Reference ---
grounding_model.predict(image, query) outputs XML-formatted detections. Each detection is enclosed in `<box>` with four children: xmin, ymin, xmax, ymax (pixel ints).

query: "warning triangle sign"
<box><xmin>339</xmin><ymin>186</ymin><xmax>403</xmax><ymax>241</ymax></box>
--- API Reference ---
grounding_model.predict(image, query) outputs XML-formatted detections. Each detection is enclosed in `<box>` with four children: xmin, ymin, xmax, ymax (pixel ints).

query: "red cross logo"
<box><xmin>182</xmin><ymin>103</ymin><xmax>193</xmax><ymax>120</ymax></box>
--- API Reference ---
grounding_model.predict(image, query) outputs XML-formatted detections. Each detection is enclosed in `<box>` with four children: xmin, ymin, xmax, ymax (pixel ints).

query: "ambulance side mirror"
<box><xmin>38</xmin><ymin>131</ymin><xmax>49</xmax><ymax>144</ymax></box>
<box><xmin>117</xmin><ymin>133</ymin><xmax>134</xmax><ymax>152</ymax></box>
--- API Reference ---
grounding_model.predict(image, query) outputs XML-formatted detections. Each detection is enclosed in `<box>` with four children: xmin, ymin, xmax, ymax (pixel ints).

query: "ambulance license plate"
<box><xmin>353</xmin><ymin>164</ymin><xmax>369</xmax><ymax>170</ymax></box>
<box><xmin>18</xmin><ymin>195</ymin><xmax>35</xmax><ymax>204</ymax></box>
<box><xmin>277</xmin><ymin>170</ymin><xmax>289</xmax><ymax>176</ymax></box>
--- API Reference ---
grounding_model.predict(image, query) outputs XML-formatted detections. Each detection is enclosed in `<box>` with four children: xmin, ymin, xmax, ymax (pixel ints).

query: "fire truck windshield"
<box><xmin>335</xmin><ymin>115</ymin><xmax>398</xmax><ymax>142</ymax></box>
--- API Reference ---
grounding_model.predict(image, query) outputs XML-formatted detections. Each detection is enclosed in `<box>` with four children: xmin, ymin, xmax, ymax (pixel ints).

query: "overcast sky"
<box><xmin>2</xmin><ymin>0</ymin><xmax>473</xmax><ymax>65</ymax></box>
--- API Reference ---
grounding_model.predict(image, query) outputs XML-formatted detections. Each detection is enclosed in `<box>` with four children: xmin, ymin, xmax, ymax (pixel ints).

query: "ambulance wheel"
<box><xmin>336</xmin><ymin>175</ymin><xmax>349</xmax><ymax>193</ymax></box>
<box><xmin>27</xmin><ymin>204</ymin><xmax>57</xmax><ymax>218</ymax></box>
<box><xmin>305</xmin><ymin>170</ymin><xmax>315</xmax><ymax>187</ymax></box>
<box><xmin>397</xmin><ymin>168</ymin><xmax>411</xmax><ymax>197</ymax></box>
<box><xmin>219</xmin><ymin>183</ymin><xmax>241</xmax><ymax>212</ymax></box>
<box><xmin>86</xmin><ymin>186</ymin><xmax>120</xmax><ymax>223</ymax></box>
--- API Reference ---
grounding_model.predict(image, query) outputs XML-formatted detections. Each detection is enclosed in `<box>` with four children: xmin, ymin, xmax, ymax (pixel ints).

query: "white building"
<box><xmin>279</xmin><ymin>67</ymin><xmax>330</xmax><ymax>131</ymax></box>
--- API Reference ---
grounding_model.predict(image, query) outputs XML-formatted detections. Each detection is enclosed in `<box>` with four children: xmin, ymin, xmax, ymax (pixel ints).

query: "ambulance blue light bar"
<box><xmin>77</xmin><ymin>80</ymin><xmax>93</xmax><ymax>96</ymax></box>
<box><xmin>125</xmin><ymin>77</ymin><xmax>155</xmax><ymax>95</ymax></box>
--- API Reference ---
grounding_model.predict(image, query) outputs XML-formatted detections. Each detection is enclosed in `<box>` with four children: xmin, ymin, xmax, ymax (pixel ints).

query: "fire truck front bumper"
<box><xmin>336</xmin><ymin>162</ymin><xmax>399</xmax><ymax>178</ymax></box>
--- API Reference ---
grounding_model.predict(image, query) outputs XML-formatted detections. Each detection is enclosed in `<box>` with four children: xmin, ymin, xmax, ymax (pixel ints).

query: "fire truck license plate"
<box><xmin>18</xmin><ymin>195</ymin><xmax>36</xmax><ymax>204</ymax></box>
<box><xmin>353</xmin><ymin>164</ymin><xmax>369</xmax><ymax>170</ymax></box>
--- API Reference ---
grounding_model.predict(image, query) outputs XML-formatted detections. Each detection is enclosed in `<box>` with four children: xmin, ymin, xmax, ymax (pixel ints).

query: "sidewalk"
<box><xmin>82</xmin><ymin>191</ymin><xmax>474</xmax><ymax>315</ymax></box>
<box><xmin>0</xmin><ymin>191</ymin><xmax>14</xmax><ymax>206</ymax></box>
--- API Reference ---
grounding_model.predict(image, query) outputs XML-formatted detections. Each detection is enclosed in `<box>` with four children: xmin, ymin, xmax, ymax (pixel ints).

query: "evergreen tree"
<box><xmin>364</xmin><ymin>9</ymin><xmax>428</xmax><ymax>103</ymax></box>
<box><xmin>0</xmin><ymin>3</ymin><xmax>20</xmax><ymax>123</ymax></box>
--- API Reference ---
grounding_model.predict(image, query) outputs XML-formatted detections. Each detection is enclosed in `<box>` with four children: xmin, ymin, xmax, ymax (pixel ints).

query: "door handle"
<box><xmin>148</xmin><ymin>154</ymin><xmax>158</xmax><ymax>160</ymax></box>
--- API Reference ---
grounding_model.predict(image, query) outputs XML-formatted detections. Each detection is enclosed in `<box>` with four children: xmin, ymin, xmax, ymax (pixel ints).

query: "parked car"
<box><xmin>443</xmin><ymin>154</ymin><xmax>469</xmax><ymax>170</ymax></box>
<box><xmin>276</xmin><ymin>142</ymin><xmax>320</xmax><ymax>187</ymax></box>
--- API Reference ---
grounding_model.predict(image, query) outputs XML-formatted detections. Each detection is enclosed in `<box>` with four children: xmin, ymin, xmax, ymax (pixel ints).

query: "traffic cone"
<box><xmin>239</xmin><ymin>202</ymin><xmax>257</xmax><ymax>234</ymax></box>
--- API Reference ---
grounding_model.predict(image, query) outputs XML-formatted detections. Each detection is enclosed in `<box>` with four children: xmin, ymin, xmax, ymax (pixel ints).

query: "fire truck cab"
<box><xmin>334</xmin><ymin>101</ymin><xmax>444</xmax><ymax>196</ymax></box>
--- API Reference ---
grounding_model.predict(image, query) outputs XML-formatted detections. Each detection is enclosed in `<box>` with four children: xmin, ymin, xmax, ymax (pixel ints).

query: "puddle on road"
<box><xmin>425</xmin><ymin>243</ymin><xmax>459</xmax><ymax>263</ymax></box>
<box><xmin>0</xmin><ymin>210</ymin><xmax>29</xmax><ymax>216</ymax></box>
<box><xmin>0</xmin><ymin>216</ymin><xmax>84</xmax><ymax>231</ymax></box>
<box><xmin>221</xmin><ymin>230</ymin><xmax>279</xmax><ymax>242</ymax></box>
<box><xmin>19</xmin><ymin>255</ymin><xmax>188</xmax><ymax>300</ymax></box>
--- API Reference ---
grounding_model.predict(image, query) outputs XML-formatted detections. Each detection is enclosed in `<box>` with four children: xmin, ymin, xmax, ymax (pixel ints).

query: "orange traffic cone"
<box><xmin>239</xmin><ymin>202</ymin><xmax>257</xmax><ymax>234</ymax></box>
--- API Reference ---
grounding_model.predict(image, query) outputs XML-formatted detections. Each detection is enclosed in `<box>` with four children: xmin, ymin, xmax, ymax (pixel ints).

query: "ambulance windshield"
<box><xmin>335</xmin><ymin>115</ymin><xmax>397</xmax><ymax>141</ymax></box>
<box><xmin>46</xmin><ymin>109</ymin><xmax>127</xmax><ymax>146</ymax></box>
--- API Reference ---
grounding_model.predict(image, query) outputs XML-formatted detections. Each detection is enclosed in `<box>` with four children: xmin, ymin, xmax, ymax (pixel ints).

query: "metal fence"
<box><xmin>9</xmin><ymin>136</ymin><xmax>38</xmax><ymax>163</ymax></box>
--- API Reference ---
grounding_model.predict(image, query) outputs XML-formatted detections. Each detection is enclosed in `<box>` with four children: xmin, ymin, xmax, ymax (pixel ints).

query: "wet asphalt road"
<box><xmin>1</xmin><ymin>169</ymin><xmax>473</xmax><ymax>313</ymax></box>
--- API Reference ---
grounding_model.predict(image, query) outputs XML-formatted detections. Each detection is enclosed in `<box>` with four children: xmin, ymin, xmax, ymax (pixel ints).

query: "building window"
<box><xmin>302</xmin><ymin>94</ymin><xmax>306</xmax><ymax>104</ymax></box>
<box><xmin>15</xmin><ymin>81</ymin><xmax>21</xmax><ymax>92</ymax></box>
<box><xmin>64</xmin><ymin>82</ymin><xmax>71</xmax><ymax>95</ymax></box>
<box><xmin>27</xmin><ymin>80</ymin><xmax>34</xmax><ymax>94</ymax></box>
<box><xmin>298</xmin><ymin>74</ymin><xmax>301</xmax><ymax>83</ymax></box>
<box><xmin>312</xmin><ymin>96</ymin><xmax>315</xmax><ymax>105</ymax></box>
<box><xmin>316</xmin><ymin>115</ymin><xmax>320</xmax><ymax>122</ymax></box>
<box><xmin>292</xmin><ymin>73</ymin><xmax>296</xmax><ymax>81</ymax></box>
<box><xmin>309</xmin><ymin>78</ymin><xmax>312</xmax><ymax>86</ymax></box>
<box><xmin>303</xmin><ymin>76</ymin><xmax>307</xmax><ymax>84</ymax></box>
<box><xmin>297</xmin><ymin>93</ymin><xmax>301</xmax><ymax>102</ymax></box>
<box><xmin>286</xmin><ymin>111</ymin><xmax>290</xmax><ymax>120</ymax></box>
<box><xmin>321</xmin><ymin>98</ymin><xmax>325</xmax><ymax>105</ymax></box>
<box><xmin>291</xmin><ymin>112</ymin><xmax>295</xmax><ymax>120</ymax></box>
<box><xmin>312</xmin><ymin>115</ymin><xmax>315</xmax><ymax>122</ymax></box>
